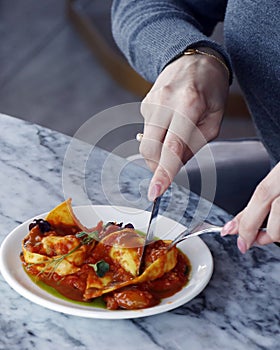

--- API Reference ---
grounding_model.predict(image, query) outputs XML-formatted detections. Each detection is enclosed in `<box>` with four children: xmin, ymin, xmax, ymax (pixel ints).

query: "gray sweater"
<box><xmin>112</xmin><ymin>0</ymin><xmax>280</xmax><ymax>162</ymax></box>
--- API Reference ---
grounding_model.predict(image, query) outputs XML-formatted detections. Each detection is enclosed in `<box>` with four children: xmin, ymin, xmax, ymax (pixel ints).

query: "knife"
<box><xmin>138</xmin><ymin>195</ymin><xmax>162</xmax><ymax>275</ymax></box>
<box><xmin>145</xmin><ymin>195</ymin><xmax>162</xmax><ymax>243</ymax></box>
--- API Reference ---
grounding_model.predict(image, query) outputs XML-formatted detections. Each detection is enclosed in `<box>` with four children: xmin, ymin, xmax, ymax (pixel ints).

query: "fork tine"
<box><xmin>168</xmin><ymin>222</ymin><xmax>267</xmax><ymax>249</ymax></box>
<box><xmin>168</xmin><ymin>223</ymin><xmax>222</xmax><ymax>249</ymax></box>
<box><xmin>192</xmin><ymin>222</ymin><xmax>220</xmax><ymax>232</ymax></box>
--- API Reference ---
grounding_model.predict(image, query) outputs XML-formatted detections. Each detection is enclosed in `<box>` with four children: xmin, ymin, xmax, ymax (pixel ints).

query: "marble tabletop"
<box><xmin>0</xmin><ymin>113</ymin><xmax>279</xmax><ymax>350</ymax></box>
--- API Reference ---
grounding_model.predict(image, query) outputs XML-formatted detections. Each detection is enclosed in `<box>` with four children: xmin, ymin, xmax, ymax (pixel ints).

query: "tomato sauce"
<box><xmin>21</xmin><ymin>222</ymin><xmax>191</xmax><ymax>310</ymax></box>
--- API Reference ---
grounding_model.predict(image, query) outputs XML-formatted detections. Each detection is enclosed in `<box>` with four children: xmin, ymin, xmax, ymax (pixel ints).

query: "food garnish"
<box><xmin>20</xmin><ymin>199</ymin><xmax>191</xmax><ymax>310</ymax></box>
<box><xmin>89</xmin><ymin>260</ymin><xmax>110</xmax><ymax>277</ymax></box>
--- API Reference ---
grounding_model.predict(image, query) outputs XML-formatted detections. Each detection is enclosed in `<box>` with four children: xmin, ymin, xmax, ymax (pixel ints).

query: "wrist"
<box><xmin>183</xmin><ymin>47</ymin><xmax>230</xmax><ymax>82</ymax></box>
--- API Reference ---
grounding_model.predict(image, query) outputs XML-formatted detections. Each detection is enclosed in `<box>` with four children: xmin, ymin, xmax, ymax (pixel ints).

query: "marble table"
<box><xmin>0</xmin><ymin>113</ymin><xmax>279</xmax><ymax>350</ymax></box>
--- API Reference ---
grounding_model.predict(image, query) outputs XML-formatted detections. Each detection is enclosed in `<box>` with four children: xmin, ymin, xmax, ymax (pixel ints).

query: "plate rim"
<box><xmin>0</xmin><ymin>205</ymin><xmax>213</xmax><ymax>319</ymax></box>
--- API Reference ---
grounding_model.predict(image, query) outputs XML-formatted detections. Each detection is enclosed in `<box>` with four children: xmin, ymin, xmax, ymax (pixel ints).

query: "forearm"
<box><xmin>111</xmin><ymin>0</ymin><xmax>231</xmax><ymax>82</ymax></box>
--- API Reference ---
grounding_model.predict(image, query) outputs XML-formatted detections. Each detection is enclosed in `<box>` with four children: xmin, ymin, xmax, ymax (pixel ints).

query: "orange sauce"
<box><xmin>21</xmin><ymin>223</ymin><xmax>191</xmax><ymax>310</ymax></box>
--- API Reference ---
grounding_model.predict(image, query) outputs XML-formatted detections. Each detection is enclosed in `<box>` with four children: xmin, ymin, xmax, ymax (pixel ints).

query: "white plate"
<box><xmin>0</xmin><ymin>205</ymin><xmax>213</xmax><ymax>319</ymax></box>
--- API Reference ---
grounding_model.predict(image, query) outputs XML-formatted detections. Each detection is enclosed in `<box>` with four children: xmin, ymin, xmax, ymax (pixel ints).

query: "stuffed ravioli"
<box><xmin>20</xmin><ymin>199</ymin><xmax>191</xmax><ymax>310</ymax></box>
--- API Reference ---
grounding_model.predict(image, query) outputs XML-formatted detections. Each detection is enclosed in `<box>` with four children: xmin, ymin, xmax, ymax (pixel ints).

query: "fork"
<box><xmin>168</xmin><ymin>222</ymin><xmax>267</xmax><ymax>249</ymax></box>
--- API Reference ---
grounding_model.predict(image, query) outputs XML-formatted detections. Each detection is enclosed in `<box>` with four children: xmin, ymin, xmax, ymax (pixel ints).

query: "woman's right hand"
<box><xmin>139</xmin><ymin>48</ymin><xmax>230</xmax><ymax>200</ymax></box>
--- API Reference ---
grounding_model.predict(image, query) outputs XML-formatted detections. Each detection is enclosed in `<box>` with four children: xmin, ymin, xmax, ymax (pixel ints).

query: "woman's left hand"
<box><xmin>221</xmin><ymin>162</ymin><xmax>280</xmax><ymax>253</ymax></box>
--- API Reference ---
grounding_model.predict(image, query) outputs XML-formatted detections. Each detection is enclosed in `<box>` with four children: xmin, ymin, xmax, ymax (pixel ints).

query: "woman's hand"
<box><xmin>140</xmin><ymin>49</ymin><xmax>229</xmax><ymax>201</ymax></box>
<box><xmin>222</xmin><ymin>162</ymin><xmax>280</xmax><ymax>252</ymax></box>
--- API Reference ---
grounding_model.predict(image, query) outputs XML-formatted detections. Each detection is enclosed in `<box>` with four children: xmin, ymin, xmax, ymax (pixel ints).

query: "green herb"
<box><xmin>76</xmin><ymin>230</ymin><xmax>99</xmax><ymax>245</ymax></box>
<box><xmin>89</xmin><ymin>260</ymin><xmax>110</xmax><ymax>277</ymax></box>
<box><xmin>34</xmin><ymin>244</ymin><xmax>82</xmax><ymax>278</ymax></box>
<box><xmin>29</xmin><ymin>230</ymin><xmax>99</xmax><ymax>277</ymax></box>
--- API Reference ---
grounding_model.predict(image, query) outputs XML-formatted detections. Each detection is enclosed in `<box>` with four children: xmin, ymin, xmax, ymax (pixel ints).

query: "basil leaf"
<box><xmin>89</xmin><ymin>260</ymin><xmax>110</xmax><ymax>277</ymax></box>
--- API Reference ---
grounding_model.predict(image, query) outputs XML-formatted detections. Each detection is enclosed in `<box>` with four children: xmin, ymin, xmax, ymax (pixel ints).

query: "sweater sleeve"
<box><xmin>111</xmin><ymin>0</ymin><xmax>231</xmax><ymax>82</ymax></box>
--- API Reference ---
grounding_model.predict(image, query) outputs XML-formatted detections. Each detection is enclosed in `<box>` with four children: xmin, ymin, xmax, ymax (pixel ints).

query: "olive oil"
<box><xmin>25</xmin><ymin>268</ymin><xmax>106</xmax><ymax>309</ymax></box>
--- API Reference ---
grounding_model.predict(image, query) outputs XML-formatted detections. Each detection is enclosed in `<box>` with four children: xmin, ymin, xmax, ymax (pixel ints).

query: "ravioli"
<box><xmin>83</xmin><ymin>230</ymin><xmax>178</xmax><ymax>299</ymax></box>
<box><xmin>20</xmin><ymin>199</ymin><xmax>191</xmax><ymax>310</ymax></box>
<box><xmin>101</xmin><ymin>229</ymin><xmax>145</xmax><ymax>276</ymax></box>
<box><xmin>22</xmin><ymin>235</ymin><xmax>87</xmax><ymax>276</ymax></box>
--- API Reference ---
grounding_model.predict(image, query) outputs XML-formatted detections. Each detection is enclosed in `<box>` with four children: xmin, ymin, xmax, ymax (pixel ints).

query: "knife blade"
<box><xmin>145</xmin><ymin>195</ymin><xmax>162</xmax><ymax>243</ymax></box>
<box><xmin>138</xmin><ymin>195</ymin><xmax>162</xmax><ymax>275</ymax></box>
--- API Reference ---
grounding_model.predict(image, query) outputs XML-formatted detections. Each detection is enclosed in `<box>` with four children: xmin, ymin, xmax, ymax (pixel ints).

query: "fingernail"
<box><xmin>221</xmin><ymin>220</ymin><xmax>236</xmax><ymax>236</ymax></box>
<box><xmin>237</xmin><ymin>237</ymin><xmax>248</xmax><ymax>254</ymax></box>
<box><xmin>148</xmin><ymin>183</ymin><xmax>161</xmax><ymax>201</ymax></box>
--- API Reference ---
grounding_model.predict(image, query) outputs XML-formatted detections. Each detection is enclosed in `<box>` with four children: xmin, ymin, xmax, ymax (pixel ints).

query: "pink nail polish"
<box><xmin>221</xmin><ymin>220</ymin><xmax>236</xmax><ymax>236</ymax></box>
<box><xmin>237</xmin><ymin>237</ymin><xmax>248</xmax><ymax>254</ymax></box>
<box><xmin>148</xmin><ymin>183</ymin><xmax>161</xmax><ymax>201</ymax></box>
